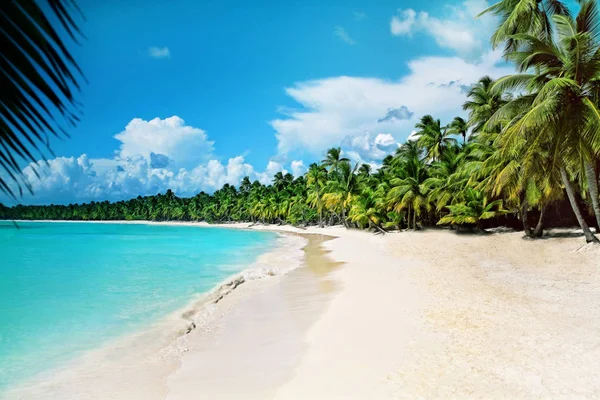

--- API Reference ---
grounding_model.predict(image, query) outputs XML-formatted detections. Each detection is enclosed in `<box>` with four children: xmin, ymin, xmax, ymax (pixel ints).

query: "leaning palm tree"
<box><xmin>349</xmin><ymin>188</ymin><xmax>386</xmax><ymax>233</ymax></box>
<box><xmin>490</xmin><ymin>1</ymin><xmax>600</xmax><ymax>242</ymax></box>
<box><xmin>1</xmin><ymin>0</ymin><xmax>86</xmax><ymax>198</ymax></box>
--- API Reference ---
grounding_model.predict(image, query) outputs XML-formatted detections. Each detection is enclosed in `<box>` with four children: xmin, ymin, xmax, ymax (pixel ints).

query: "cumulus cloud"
<box><xmin>270</xmin><ymin>49</ymin><xmax>511</xmax><ymax>157</ymax></box>
<box><xmin>148</xmin><ymin>46</ymin><xmax>171</xmax><ymax>59</ymax></box>
<box><xmin>7</xmin><ymin>117</ymin><xmax>291</xmax><ymax>205</ymax></box>
<box><xmin>342</xmin><ymin>132</ymin><xmax>400</xmax><ymax>165</ymax></box>
<box><xmin>290</xmin><ymin>160</ymin><xmax>306</xmax><ymax>177</ymax></box>
<box><xmin>256</xmin><ymin>161</ymin><xmax>287</xmax><ymax>185</ymax></box>
<box><xmin>390</xmin><ymin>0</ymin><xmax>495</xmax><ymax>59</ymax></box>
<box><xmin>114</xmin><ymin>116</ymin><xmax>214</xmax><ymax>168</ymax></box>
<box><xmin>334</xmin><ymin>27</ymin><xmax>357</xmax><ymax>45</ymax></box>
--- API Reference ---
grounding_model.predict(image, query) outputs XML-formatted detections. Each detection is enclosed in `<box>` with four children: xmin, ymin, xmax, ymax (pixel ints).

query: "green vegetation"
<box><xmin>1</xmin><ymin>0</ymin><xmax>599</xmax><ymax>243</ymax></box>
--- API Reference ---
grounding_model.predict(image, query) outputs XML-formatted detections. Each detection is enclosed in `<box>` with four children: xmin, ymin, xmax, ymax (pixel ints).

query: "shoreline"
<box><xmin>3</xmin><ymin>224</ymin><xmax>313</xmax><ymax>400</ymax></box>
<box><xmin>5</xmin><ymin>220</ymin><xmax>600</xmax><ymax>398</ymax></box>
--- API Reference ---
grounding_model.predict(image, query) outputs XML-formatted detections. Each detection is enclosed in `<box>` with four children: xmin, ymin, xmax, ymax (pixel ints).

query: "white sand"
<box><xmin>7</xmin><ymin>221</ymin><xmax>600</xmax><ymax>399</ymax></box>
<box><xmin>178</xmin><ymin>223</ymin><xmax>600</xmax><ymax>399</ymax></box>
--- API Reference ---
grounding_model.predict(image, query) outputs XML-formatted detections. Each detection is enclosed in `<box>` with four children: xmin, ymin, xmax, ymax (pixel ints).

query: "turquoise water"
<box><xmin>0</xmin><ymin>221</ymin><xmax>275</xmax><ymax>392</ymax></box>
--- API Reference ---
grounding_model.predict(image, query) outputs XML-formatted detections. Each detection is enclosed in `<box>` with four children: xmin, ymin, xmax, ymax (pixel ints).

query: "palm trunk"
<box><xmin>407</xmin><ymin>207</ymin><xmax>412</xmax><ymax>230</ymax></box>
<box><xmin>319</xmin><ymin>209</ymin><xmax>323</xmax><ymax>228</ymax></box>
<box><xmin>371</xmin><ymin>220</ymin><xmax>387</xmax><ymax>234</ymax></box>
<box><xmin>533</xmin><ymin>206</ymin><xmax>545</xmax><ymax>238</ymax></box>
<box><xmin>583</xmin><ymin>159</ymin><xmax>600</xmax><ymax>230</ymax></box>
<box><xmin>341</xmin><ymin>208</ymin><xmax>349</xmax><ymax>228</ymax></box>
<box><xmin>413</xmin><ymin>208</ymin><xmax>417</xmax><ymax>231</ymax></box>
<box><xmin>521</xmin><ymin>201</ymin><xmax>532</xmax><ymax>237</ymax></box>
<box><xmin>560</xmin><ymin>167</ymin><xmax>599</xmax><ymax>243</ymax></box>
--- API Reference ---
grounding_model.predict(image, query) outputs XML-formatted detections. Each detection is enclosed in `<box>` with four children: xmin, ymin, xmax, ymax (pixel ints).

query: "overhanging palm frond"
<box><xmin>1</xmin><ymin>0</ymin><xmax>85</xmax><ymax>199</ymax></box>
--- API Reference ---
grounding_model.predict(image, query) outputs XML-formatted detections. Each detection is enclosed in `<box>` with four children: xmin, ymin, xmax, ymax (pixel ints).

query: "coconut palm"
<box><xmin>1</xmin><ymin>0</ymin><xmax>85</xmax><ymax>198</ymax></box>
<box><xmin>349</xmin><ymin>188</ymin><xmax>386</xmax><ymax>233</ymax></box>
<box><xmin>437</xmin><ymin>188</ymin><xmax>508</xmax><ymax>231</ymax></box>
<box><xmin>322</xmin><ymin>147</ymin><xmax>349</xmax><ymax>175</ymax></box>
<box><xmin>448</xmin><ymin>117</ymin><xmax>469</xmax><ymax>145</ymax></box>
<box><xmin>322</xmin><ymin>161</ymin><xmax>360</xmax><ymax>226</ymax></box>
<box><xmin>479</xmin><ymin>0</ymin><xmax>571</xmax><ymax>52</ymax></box>
<box><xmin>490</xmin><ymin>1</ymin><xmax>600</xmax><ymax>242</ymax></box>
<box><xmin>386</xmin><ymin>145</ymin><xmax>430</xmax><ymax>229</ymax></box>
<box><xmin>463</xmin><ymin>76</ymin><xmax>509</xmax><ymax>135</ymax></box>
<box><xmin>306</xmin><ymin>163</ymin><xmax>328</xmax><ymax>227</ymax></box>
<box><xmin>413</xmin><ymin>115</ymin><xmax>457</xmax><ymax>162</ymax></box>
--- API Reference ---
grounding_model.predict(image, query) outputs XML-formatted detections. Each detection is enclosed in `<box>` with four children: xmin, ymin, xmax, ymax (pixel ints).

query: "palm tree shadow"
<box><xmin>541</xmin><ymin>230</ymin><xmax>586</xmax><ymax>239</ymax></box>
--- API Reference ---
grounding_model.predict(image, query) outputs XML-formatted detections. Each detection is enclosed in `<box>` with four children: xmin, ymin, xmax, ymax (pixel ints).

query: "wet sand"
<box><xmin>7</xmin><ymin>221</ymin><xmax>600</xmax><ymax>399</ymax></box>
<box><xmin>166</xmin><ymin>234</ymin><xmax>341</xmax><ymax>399</ymax></box>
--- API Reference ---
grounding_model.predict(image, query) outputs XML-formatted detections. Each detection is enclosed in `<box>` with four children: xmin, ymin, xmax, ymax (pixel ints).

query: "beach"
<box><xmin>6</xmin><ymin>222</ymin><xmax>600</xmax><ymax>399</ymax></box>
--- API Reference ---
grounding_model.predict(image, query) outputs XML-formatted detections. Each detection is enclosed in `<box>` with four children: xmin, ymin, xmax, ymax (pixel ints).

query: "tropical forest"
<box><xmin>1</xmin><ymin>0</ymin><xmax>600</xmax><ymax>243</ymax></box>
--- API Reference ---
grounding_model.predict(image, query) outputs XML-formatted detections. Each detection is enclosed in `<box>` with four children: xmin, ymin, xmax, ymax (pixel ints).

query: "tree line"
<box><xmin>1</xmin><ymin>0</ymin><xmax>599</xmax><ymax>243</ymax></box>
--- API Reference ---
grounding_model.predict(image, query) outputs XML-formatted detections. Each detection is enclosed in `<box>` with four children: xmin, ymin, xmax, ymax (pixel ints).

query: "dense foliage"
<box><xmin>1</xmin><ymin>0</ymin><xmax>599</xmax><ymax>243</ymax></box>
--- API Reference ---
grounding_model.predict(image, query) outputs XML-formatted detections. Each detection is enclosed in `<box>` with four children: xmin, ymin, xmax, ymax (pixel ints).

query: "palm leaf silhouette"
<box><xmin>1</xmin><ymin>0</ymin><xmax>85</xmax><ymax>199</ymax></box>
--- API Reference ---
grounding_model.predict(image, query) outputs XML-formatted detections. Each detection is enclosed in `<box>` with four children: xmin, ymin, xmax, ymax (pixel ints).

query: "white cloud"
<box><xmin>148</xmin><ymin>46</ymin><xmax>171</xmax><ymax>59</ymax></box>
<box><xmin>114</xmin><ymin>116</ymin><xmax>214</xmax><ymax>169</ymax></box>
<box><xmin>257</xmin><ymin>161</ymin><xmax>287</xmax><ymax>185</ymax></box>
<box><xmin>390</xmin><ymin>9</ymin><xmax>417</xmax><ymax>36</ymax></box>
<box><xmin>7</xmin><ymin>117</ymin><xmax>284</xmax><ymax>205</ymax></box>
<box><xmin>334</xmin><ymin>27</ymin><xmax>357</xmax><ymax>45</ymax></box>
<box><xmin>290</xmin><ymin>160</ymin><xmax>306</xmax><ymax>177</ymax></box>
<box><xmin>270</xmin><ymin>49</ymin><xmax>511</xmax><ymax>157</ymax></box>
<box><xmin>390</xmin><ymin>0</ymin><xmax>495</xmax><ymax>59</ymax></box>
<box><xmin>407</xmin><ymin>130</ymin><xmax>419</xmax><ymax>142</ymax></box>
<box><xmin>342</xmin><ymin>132</ymin><xmax>400</xmax><ymax>164</ymax></box>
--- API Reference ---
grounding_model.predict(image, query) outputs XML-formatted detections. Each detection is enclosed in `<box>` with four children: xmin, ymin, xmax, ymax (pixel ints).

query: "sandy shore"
<box><xmin>6</xmin><ymin>220</ymin><xmax>600</xmax><ymax>399</ymax></box>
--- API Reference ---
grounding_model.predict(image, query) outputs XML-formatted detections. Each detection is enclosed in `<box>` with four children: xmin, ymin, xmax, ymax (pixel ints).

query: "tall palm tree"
<box><xmin>491</xmin><ymin>1</ymin><xmax>600</xmax><ymax>242</ymax></box>
<box><xmin>306</xmin><ymin>163</ymin><xmax>328</xmax><ymax>227</ymax></box>
<box><xmin>414</xmin><ymin>115</ymin><xmax>457</xmax><ymax>162</ymax></box>
<box><xmin>322</xmin><ymin>160</ymin><xmax>360</xmax><ymax>227</ymax></box>
<box><xmin>1</xmin><ymin>0</ymin><xmax>86</xmax><ymax>198</ymax></box>
<box><xmin>386</xmin><ymin>145</ymin><xmax>430</xmax><ymax>229</ymax></box>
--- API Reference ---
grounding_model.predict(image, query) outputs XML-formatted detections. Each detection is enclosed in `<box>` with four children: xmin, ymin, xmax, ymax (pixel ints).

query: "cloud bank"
<box><xmin>7</xmin><ymin>117</ymin><xmax>289</xmax><ymax>205</ymax></box>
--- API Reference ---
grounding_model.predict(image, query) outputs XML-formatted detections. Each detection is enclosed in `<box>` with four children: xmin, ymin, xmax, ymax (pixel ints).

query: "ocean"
<box><xmin>0</xmin><ymin>221</ymin><xmax>276</xmax><ymax>393</ymax></box>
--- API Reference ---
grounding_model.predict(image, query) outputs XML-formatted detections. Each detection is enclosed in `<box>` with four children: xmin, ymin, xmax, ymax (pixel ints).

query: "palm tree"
<box><xmin>462</xmin><ymin>76</ymin><xmax>508</xmax><ymax>136</ymax></box>
<box><xmin>349</xmin><ymin>189</ymin><xmax>386</xmax><ymax>233</ymax></box>
<box><xmin>448</xmin><ymin>117</ymin><xmax>469</xmax><ymax>145</ymax></box>
<box><xmin>438</xmin><ymin>188</ymin><xmax>508</xmax><ymax>232</ymax></box>
<box><xmin>306</xmin><ymin>163</ymin><xmax>328</xmax><ymax>227</ymax></box>
<box><xmin>490</xmin><ymin>1</ymin><xmax>600</xmax><ymax>242</ymax></box>
<box><xmin>479</xmin><ymin>0</ymin><xmax>570</xmax><ymax>52</ymax></box>
<box><xmin>386</xmin><ymin>145</ymin><xmax>430</xmax><ymax>229</ymax></box>
<box><xmin>322</xmin><ymin>161</ymin><xmax>360</xmax><ymax>227</ymax></box>
<box><xmin>1</xmin><ymin>0</ymin><xmax>86</xmax><ymax>198</ymax></box>
<box><xmin>414</xmin><ymin>115</ymin><xmax>457</xmax><ymax>162</ymax></box>
<box><xmin>322</xmin><ymin>147</ymin><xmax>349</xmax><ymax>175</ymax></box>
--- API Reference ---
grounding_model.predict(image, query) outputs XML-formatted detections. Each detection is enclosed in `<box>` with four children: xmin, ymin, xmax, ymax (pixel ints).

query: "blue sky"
<box><xmin>8</xmin><ymin>0</ymin><xmax>518</xmax><ymax>205</ymax></box>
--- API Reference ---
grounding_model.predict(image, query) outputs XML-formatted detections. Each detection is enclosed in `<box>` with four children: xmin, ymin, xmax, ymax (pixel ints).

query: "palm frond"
<box><xmin>0</xmin><ymin>0</ymin><xmax>85</xmax><ymax>199</ymax></box>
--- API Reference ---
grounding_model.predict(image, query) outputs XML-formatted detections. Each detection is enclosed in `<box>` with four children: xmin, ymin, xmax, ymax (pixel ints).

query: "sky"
<box><xmin>7</xmin><ymin>0</ymin><xmax>517</xmax><ymax>205</ymax></box>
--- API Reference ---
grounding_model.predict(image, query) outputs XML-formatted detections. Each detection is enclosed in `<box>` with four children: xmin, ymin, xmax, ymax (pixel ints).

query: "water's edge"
<box><xmin>3</xmin><ymin>224</ymin><xmax>308</xmax><ymax>399</ymax></box>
